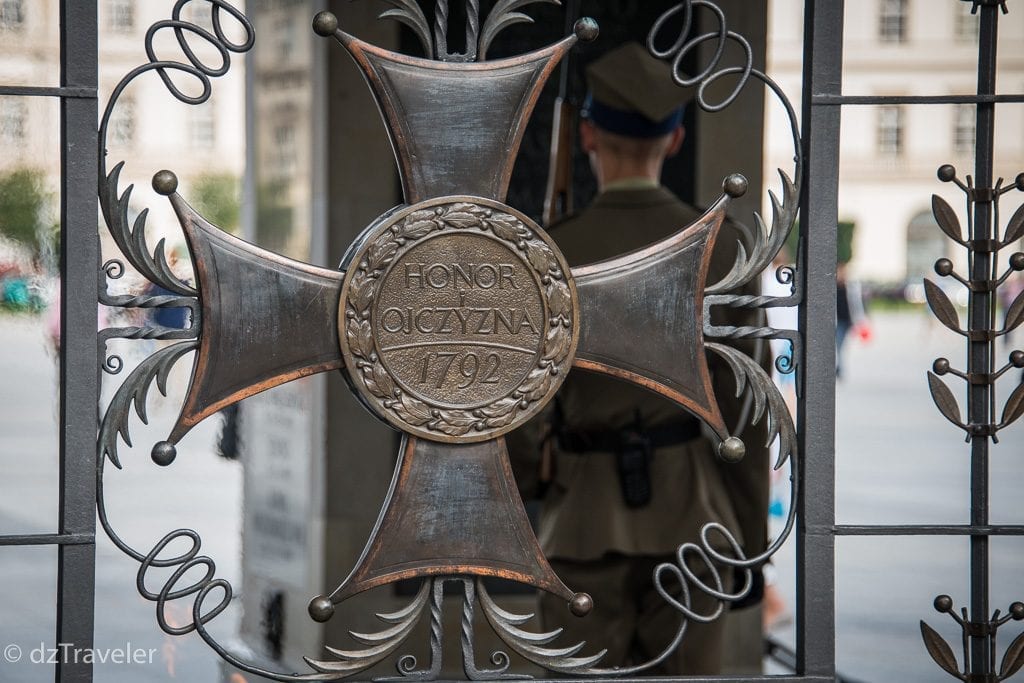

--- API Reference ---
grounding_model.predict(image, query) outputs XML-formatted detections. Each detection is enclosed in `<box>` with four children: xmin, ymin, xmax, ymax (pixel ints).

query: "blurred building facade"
<box><xmin>0</xmin><ymin>0</ymin><xmax>245</xmax><ymax>248</ymax></box>
<box><xmin>765</xmin><ymin>0</ymin><xmax>1024</xmax><ymax>286</ymax></box>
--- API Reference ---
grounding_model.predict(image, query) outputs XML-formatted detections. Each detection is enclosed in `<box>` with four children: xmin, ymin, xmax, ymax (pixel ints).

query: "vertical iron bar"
<box><xmin>797</xmin><ymin>0</ymin><xmax>842</xmax><ymax>678</ymax></box>
<box><xmin>56</xmin><ymin>1</ymin><xmax>99</xmax><ymax>681</ymax></box>
<box><xmin>968</xmin><ymin>2</ymin><xmax>998</xmax><ymax>677</ymax></box>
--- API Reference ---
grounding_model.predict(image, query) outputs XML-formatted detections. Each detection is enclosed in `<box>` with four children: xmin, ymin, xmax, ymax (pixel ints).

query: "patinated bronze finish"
<box><xmin>572</xmin><ymin>192</ymin><xmax>730</xmax><ymax>442</ymax></box>
<box><xmin>321</xmin><ymin>436</ymin><xmax>577</xmax><ymax>607</ymax></box>
<box><xmin>167</xmin><ymin>193</ymin><xmax>344</xmax><ymax>443</ymax></box>
<box><xmin>339</xmin><ymin>197</ymin><xmax>578</xmax><ymax>443</ymax></box>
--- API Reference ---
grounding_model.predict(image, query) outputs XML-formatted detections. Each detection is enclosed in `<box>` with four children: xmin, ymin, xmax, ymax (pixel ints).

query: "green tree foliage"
<box><xmin>0</xmin><ymin>168</ymin><xmax>52</xmax><ymax>254</ymax></box>
<box><xmin>256</xmin><ymin>179</ymin><xmax>293</xmax><ymax>254</ymax></box>
<box><xmin>191</xmin><ymin>173</ymin><xmax>240</xmax><ymax>233</ymax></box>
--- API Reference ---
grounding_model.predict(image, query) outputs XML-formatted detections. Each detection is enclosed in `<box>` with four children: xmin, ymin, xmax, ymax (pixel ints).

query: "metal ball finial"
<box><xmin>933</xmin><ymin>594</ymin><xmax>954</xmax><ymax>613</ymax></box>
<box><xmin>308</xmin><ymin>595</ymin><xmax>335</xmax><ymax>622</ymax></box>
<box><xmin>723</xmin><ymin>174</ymin><xmax>748</xmax><ymax>198</ymax></box>
<box><xmin>933</xmin><ymin>358</ymin><xmax>950</xmax><ymax>375</ymax></box>
<box><xmin>1010</xmin><ymin>350</ymin><xmax>1024</xmax><ymax>369</ymax></box>
<box><xmin>934</xmin><ymin>258</ymin><xmax>954</xmax><ymax>277</ymax></box>
<box><xmin>151</xmin><ymin>441</ymin><xmax>177</xmax><ymax>466</ymax></box>
<box><xmin>1010</xmin><ymin>601</ymin><xmax>1024</xmax><ymax>620</ymax></box>
<box><xmin>569</xmin><ymin>592</ymin><xmax>593</xmax><ymax>617</ymax></box>
<box><xmin>1009</xmin><ymin>252</ymin><xmax>1024</xmax><ymax>272</ymax></box>
<box><xmin>312</xmin><ymin>11</ymin><xmax>338</xmax><ymax>37</ymax></box>
<box><xmin>1015</xmin><ymin>173</ymin><xmax>1024</xmax><ymax>192</ymax></box>
<box><xmin>152</xmin><ymin>170</ymin><xmax>178</xmax><ymax>196</ymax></box>
<box><xmin>718</xmin><ymin>437</ymin><xmax>746</xmax><ymax>463</ymax></box>
<box><xmin>937</xmin><ymin>165</ymin><xmax>957</xmax><ymax>183</ymax></box>
<box><xmin>574</xmin><ymin>18</ymin><xmax>599</xmax><ymax>43</ymax></box>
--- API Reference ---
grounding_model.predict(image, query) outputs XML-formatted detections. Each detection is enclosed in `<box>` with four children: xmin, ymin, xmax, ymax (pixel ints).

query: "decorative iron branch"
<box><xmin>479</xmin><ymin>0</ymin><xmax>561</xmax><ymax>60</ymax></box>
<box><xmin>305</xmin><ymin>580</ymin><xmax>434</xmax><ymax>677</ymax></box>
<box><xmin>921</xmin><ymin>595</ymin><xmax>1024</xmax><ymax>681</ymax></box>
<box><xmin>97</xmin><ymin>340</ymin><xmax>198</xmax><ymax>468</ymax></box>
<box><xmin>924</xmin><ymin>165</ymin><xmax>1024</xmax><ymax>440</ymax></box>
<box><xmin>367</xmin><ymin>0</ymin><xmax>567</xmax><ymax>62</ymax></box>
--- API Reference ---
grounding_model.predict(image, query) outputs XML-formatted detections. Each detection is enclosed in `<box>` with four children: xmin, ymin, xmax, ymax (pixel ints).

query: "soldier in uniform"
<box><xmin>510</xmin><ymin>42</ymin><xmax>770</xmax><ymax>674</ymax></box>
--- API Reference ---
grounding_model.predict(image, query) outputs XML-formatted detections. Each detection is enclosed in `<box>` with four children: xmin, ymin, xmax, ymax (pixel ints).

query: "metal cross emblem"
<box><xmin>97</xmin><ymin>1</ymin><xmax>800</xmax><ymax>677</ymax></box>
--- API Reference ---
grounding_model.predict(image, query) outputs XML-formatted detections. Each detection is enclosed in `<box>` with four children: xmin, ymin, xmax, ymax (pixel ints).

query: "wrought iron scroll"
<box><xmin>93</xmin><ymin>2</ymin><xmax>376</xmax><ymax>681</ymax></box>
<box><xmin>95</xmin><ymin>1</ymin><xmax>591</xmax><ymax>681</ymax></box>
<box><xmin>95</xmin><ymin>1</ymin><xmax>805</xmax><ymax>680</ymax></box>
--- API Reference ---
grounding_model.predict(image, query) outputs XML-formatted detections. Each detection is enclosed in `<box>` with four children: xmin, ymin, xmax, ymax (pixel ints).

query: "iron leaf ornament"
<box><xmin>95</xmin><ymin>1</ymin><xmax>804</xmax><ymax>679</ymax></box>
<box><xmin>925</xmin><ymin>165</ymin><xmax>1024</xmax><ymax>442</ymax></box>
<box><xmin>920</xmin><ymin>596</ymin><xmax>1024</xmax><ymax>682</ymax></box>
<box><xmin>922</xmin><ymin>163</ymin><xmax>1024</xmax><ymax>677</ymax></box>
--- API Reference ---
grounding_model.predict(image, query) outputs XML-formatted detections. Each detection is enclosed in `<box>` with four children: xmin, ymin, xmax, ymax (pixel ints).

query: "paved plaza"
<box><xmin>1</xmin><ymin>310</ymin><xmax>1022</xmax><ymax>681</ymax></box>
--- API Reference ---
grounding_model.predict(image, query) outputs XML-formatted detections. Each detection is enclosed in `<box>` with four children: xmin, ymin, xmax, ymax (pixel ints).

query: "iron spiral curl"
<box><xmin>648</xmin><ymin>1</ymin><xmax>801</xmax><ymax>296</ymax></box>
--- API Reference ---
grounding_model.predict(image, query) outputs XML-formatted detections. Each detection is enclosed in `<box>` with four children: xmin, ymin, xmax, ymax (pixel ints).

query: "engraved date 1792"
<box><xmin>419</xmin><ymin>351</ymin><xmax>502</xmax><ymax>389</ymax></box>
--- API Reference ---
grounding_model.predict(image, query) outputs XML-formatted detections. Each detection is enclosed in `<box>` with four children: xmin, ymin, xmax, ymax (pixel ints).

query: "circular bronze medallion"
<box><xmin>339</xmin><ymin>196</ymin><xmax>578</xmax><ymax>443</ymax></box>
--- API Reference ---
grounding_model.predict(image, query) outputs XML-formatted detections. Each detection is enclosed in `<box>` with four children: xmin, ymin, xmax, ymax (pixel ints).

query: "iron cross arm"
<box><xmin>571</xmin><ymin>193</ymin><xmax>733</xmax><ymax>445</ymax></box>
<box><xmin>162</xmin><ymin>191</ymin><xmax>344</xmax><ymax>444</ymax></box>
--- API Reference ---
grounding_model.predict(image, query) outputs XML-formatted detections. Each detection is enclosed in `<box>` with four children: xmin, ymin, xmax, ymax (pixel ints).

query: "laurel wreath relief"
<box><xmin>343</xmin><ymin>201</ymin><xmax>575</xmax><ymax>437</ymax></box>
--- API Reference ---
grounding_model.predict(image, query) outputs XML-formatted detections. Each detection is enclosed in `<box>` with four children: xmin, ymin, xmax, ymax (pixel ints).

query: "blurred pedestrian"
<box><xmin>836</xmin><ymin>262</ymin><xmax>868</xmax><ymax>378</ymax></box>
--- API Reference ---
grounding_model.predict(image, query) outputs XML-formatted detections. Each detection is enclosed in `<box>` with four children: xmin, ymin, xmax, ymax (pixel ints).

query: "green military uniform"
<box><xmin>508</xmin><ymin>43</ymin><xmax>770</xmax><ymax>675</ymax></box>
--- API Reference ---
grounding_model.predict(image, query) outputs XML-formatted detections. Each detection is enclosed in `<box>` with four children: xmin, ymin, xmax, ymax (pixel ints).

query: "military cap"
<box><xmin>582</xmin><ymin>41</ymin><xmax>695</xmax><ymax>138</ymax></box>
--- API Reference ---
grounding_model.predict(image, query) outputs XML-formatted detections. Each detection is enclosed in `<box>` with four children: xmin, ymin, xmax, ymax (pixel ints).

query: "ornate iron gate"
<box><xmin>2</xmin><ymin>0</ymin><xmax>1022</xmax><ymax>681</ymax></box>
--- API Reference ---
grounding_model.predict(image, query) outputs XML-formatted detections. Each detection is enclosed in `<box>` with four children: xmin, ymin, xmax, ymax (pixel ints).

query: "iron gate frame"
<box><xmin>0</xmin><ymin>1</ymin><xmax>99</xmax><ymax>682</ymax></box>
<box><xmin>1</xmin><ymin>0</ymin><xmax>1021</xmax><ymax>681</ymax></box>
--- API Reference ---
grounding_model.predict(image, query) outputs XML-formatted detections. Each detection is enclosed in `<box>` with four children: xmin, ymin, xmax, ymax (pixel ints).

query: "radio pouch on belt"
<box><xmin>616</xmin><ymin>430</ymin><xmax>653</xmax><ymax>508</ymax></box>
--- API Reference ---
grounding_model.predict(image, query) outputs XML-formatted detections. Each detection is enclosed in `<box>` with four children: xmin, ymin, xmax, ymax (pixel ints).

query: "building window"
<box><xmin>108</xmin><ymin>98</ymin><xmax>135</xmax><ymax>146</ymax></box>
<box><xmin>955</xmin><ymin>2</ymin><xmax>979</xmax><ymax>43</ymax></box>
<box><xmin>107</xmin><ymin>0</ymin><xmax>134</xmax><ymax>34</ymax></box>
<box><xmin>879</xmin><ymin>0</ymin><xmax>908</xmax><ymax>43</ymax></box>
<box><xmin>273</xmin><ymin>123</ymin><xmax>297</xmax><ymax>174</ymax></box>
<box><xmin>0</xmin><ymin>0</ymin><xmax>24</xmax><ymax>31</ymax></box>
<box><xmin>0</xmin><ymin>100</ymin><xmax>26</xmax><ymax>145</ymax></box>
<box><xmin>954</xmin><ymin>104</ymin><xmax>975</xmax><ymax>155</ymax></box>
<box><xmin>878</xmin><ymin>105</ymin><xmax>904</xmax><ymax>155</ymax></box>
<box><xmin>907</xmin><ymin>211</ymin><xmax>948</xmax><ymax>282</ymax></box>
<box><xmin>274</xmin><ymin>14</ymin><xmax>296</xmax><ymax>61</ymax></box>
<box><xmin>189</xmin><ymin>104</ymin><xmax>216</xmax><ymax>149</ymax></box>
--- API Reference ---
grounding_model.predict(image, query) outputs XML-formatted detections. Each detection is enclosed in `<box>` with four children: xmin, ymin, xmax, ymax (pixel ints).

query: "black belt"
<box><xmin>557</xmin><ymin>418</ymin><xmax>703</xmax><ymax>454</ymax></box>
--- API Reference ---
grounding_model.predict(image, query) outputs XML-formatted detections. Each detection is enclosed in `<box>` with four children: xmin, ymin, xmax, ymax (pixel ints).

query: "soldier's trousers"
<box><xmin>539</xmin><ymin>554</ymin><xmax>732</xmax><ymax>675</ymax></box>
